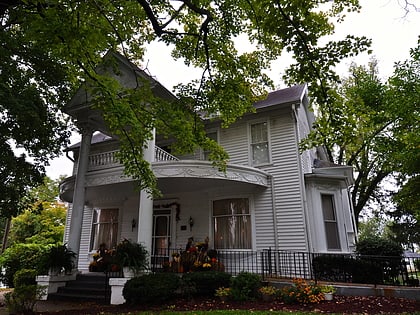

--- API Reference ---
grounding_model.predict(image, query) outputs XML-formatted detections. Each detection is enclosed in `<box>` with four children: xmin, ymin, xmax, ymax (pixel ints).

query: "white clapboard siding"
<box><xmin>63</xmin><ymin>204</ymin><xmax>72</xmax><ymax>244</ymax></box>
<box><xmin>253</xmin><ymin>186</ymin><xmax>277</xmax><ymax>250</ymax></box>
<box><xmin>216</xmin><ymin>118</ymin><xmax>276</xmax><ymax>250</ymax></box>
<box><xmin>219</xmin><ymin>124</ymin><xmax>249</xmax><ymax>165</ymax></box>
<box><xmin>217</xmin><ymin>108</ymin><xmax>309</xmax><ymax>252</ymax></box>
<box><xmin>78</xmin><ymin>206</ymin><xmax>94</xmax><ymax>272</ymax></box>
<box><xmin>265</xmin><ymin>112</ymin><xmax>308</xmax><ymax>252</ymax></box>
<box><xmin>295</xmin><ymin>103</ymin><xmax>314</xmax><ymax>174</ymax></box>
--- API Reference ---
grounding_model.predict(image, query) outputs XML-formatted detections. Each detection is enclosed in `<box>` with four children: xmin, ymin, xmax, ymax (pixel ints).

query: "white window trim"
<box><xmin>89</xmin><ymin>207</ymin><xmax>119</xmax><ymax>251</ymax></box>
<box><xmin>319</xmin><ymin>191</ymin><xmax>344</xmax><ymax>252</ymax></box>
<box><xmin>248</xmin><ymin>119</ymin><xmax>272</xmax><ymax>167</ymax></box>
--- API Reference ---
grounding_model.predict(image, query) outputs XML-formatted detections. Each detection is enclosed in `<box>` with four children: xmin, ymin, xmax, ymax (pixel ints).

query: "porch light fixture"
<box><xmin>189</xmin><ymin>216</ymin><xmax>194</xmax><ymax>231</ymax></box>
<box><xmin>131</xmin><ymin>218</ymin><xmax>136</xmax><ymax>231</ymax></box>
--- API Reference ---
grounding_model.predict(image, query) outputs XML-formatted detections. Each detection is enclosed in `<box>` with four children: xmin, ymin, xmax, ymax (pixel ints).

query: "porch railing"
<box><xmin>154</xmin><ymin>146</ymin><xmax>179</xmax><ymax>162</ymax></box>
<box><xmin>86</xmin><ymin>146</ymin><xmax>179</xmax><ymax>171</ymax></box>
<box><xmin>148</xmin><ymin>248</ymin><xmax>420</xmax><ymax>287</ymax></box>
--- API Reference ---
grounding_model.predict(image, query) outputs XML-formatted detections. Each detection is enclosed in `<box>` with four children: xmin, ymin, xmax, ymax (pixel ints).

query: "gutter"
<box><xmin>65</xmin><ymin>150</ymin><xmax>75</xmax><ymax>163</ymax></box>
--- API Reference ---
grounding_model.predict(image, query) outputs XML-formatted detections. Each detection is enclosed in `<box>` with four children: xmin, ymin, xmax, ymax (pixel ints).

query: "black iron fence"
<box><xmin>150</xmin><ymin>248</ymin><xmax>420</xmax><ymax>287</ymax></box>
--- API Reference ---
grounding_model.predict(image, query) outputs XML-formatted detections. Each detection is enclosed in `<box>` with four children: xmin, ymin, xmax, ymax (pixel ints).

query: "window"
<box><xmin>213</xmin><ymin>198</ymin><xmax>251</xmax><ymax>249</ymax></box>
<box><xmin>203</xmin><ymin>130</ymin><xmax>218</xmax><ymax>160</ymax></box>
<box><xmin>250</xmin><ymin>121</ymin><xmax>270</xmax><ymax>165</ymax></box>
<box><xmin>321</xmin><ymin>194</ymin><xmax>341</xmax><ymax>250</ymax></box>
<box><xmin>90</xmin><ymin>208</ymin><xmax>119</xmax><ymax>251</ymax></box>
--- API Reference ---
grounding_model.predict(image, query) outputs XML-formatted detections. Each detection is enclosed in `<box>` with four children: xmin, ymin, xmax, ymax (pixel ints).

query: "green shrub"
<box><xmin>312</xmin><ymin>254</ymin><xmax>353</xmax><ymax>282</ymax></box>
<box><xmin>115</xmin><ymin>239</ymin><xmax>149</xmax><ymax>273</ymax></box>
<box><xmin>4</xmin><ymin>269</ymin><xmax>45</xmax><ymax>314</ymax></box>
<box><xmin>39</xmin><ymin>244</ymin><xmax>76</xmax><ymax>274</ymax></box>
<box><xmin>356</xmin><ymin>237</ymin><xmax>404</xmax><ymax>285</ymax></box>
<box><xmin>280</xmin><ymin>278</ymin><xmax>324</xmax><ymax>304</ymax></box>
<box><xmin>229</xmin><ymin>272</ymin><xmax>261</xmax><ymax>301</ymax></box>
<box><xmin>4</xmin><ymin>285</ymin><xmax>46</xmax><ymax>314</ymax></box>
<box><xmin>13</xmin><ymin>268</ymin><xmax>37</xmax><ymax>287</ymax></box>
<box><xmin>351</xmin><ymin>258</ymin><xmax>383</xmax><ymax>284</ymax></box>
<box><xmin>414</xmin><ymin>259</ymin><xmax>420</xmax><ymax>271</ymax></box>
<box><xmin>356</xmin><ymin>236</ymin><xmax>403</xmax><ymax>257</ymax></box>
<box><xmin>122</xmin><ymin>273</ymin><xmax>180</xmax><ymax>304</ymax></box>
<box><xmin>181</xmin><ymin>271</ymin><xmax>231</xmax><ymax>296</ymax></box>
<box><xmin>0</xmin><ymin>243</ymin><xmax>48</xmax><ymax>287</ymax></box>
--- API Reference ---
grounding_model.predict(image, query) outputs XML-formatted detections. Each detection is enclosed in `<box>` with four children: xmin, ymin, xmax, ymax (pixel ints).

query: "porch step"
<box><xmin>47</xmin><ymin>272</ymin><xmax>111</xmax><ymax>303</ymax></box>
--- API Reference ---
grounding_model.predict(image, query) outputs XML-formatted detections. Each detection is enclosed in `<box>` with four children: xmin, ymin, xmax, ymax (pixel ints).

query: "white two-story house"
<box><xmin>59</xmin><ymin>51</ymin><xmax>357</xmax><ymax>275</ymax></box>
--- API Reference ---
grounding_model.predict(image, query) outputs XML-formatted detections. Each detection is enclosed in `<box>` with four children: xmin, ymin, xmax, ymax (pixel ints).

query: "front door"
<box><xmin>151</xmin><ymin>209</ymin><xmax>171</xmax><ymax>269</ymax></box>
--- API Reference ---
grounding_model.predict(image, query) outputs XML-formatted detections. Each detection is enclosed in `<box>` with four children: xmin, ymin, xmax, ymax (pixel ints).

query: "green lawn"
<box><xmin>106</xmin><ymin>312</ymin><xmax>317</xmax><ymax>315</ymax></box>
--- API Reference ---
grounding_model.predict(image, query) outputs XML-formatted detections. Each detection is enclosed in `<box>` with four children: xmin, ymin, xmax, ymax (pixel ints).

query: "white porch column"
<box><xmin>137</xmin><ymin>129</ymin><xmax>155</xmax><ymax>254</ymax></box>
<box><xmin>68</xmin><ymin>126</ymin><xmax>93</xmax><ymax>258</ymax></box>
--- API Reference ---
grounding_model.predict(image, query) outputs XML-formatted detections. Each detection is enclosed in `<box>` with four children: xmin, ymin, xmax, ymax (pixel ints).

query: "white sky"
<box><xmin>45</xmin><ymin>0</ymin><xmax>420</xmax><ymax>180</ymax></box>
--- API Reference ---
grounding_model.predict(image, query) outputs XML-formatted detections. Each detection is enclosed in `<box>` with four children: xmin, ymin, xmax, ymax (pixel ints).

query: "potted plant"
<box><xmin>115</xmin><ymin>239</ymin><xmax>149</xmax><ymax>277</ymax></box>
<box><xmin>42</xmin><ymin>244</ymin><xmax>76</xmax><ymax>275</ymax></box>
<box><xmin>215</xmin><ymin>287</ymin><xmax>231</xmax><ymax>301</ymax></box>
<box><xmin>320</xmin><ymin>285</ymin><xmax>336</xmax><ymax>301</ymax></box>
<box><xmin>258</xmin><ymin>285</ymin><xmax>278</xmax><ymax>302</ymax></box>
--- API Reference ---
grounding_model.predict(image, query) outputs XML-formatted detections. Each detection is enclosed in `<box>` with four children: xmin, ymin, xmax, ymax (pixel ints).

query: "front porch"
<box><xmin>60</xmin><ymin>146</ymin><xmax>271</xmax><ymax>274</ymax></box>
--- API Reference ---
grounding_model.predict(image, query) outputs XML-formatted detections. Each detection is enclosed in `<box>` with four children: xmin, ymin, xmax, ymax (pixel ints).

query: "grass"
<box><xmin>103</xmin><ymin>312</ymin><xmax>323</xmax><ymax>315</ymax></box>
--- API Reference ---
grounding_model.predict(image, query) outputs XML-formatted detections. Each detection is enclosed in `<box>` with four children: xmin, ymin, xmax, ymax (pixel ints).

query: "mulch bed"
<box><xmin>35</xmin><ymin>295</ymin><xmax>420</xmax><ymax>314</ymax></box>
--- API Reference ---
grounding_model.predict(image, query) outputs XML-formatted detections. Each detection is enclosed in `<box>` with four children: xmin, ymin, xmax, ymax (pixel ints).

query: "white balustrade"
<box><xmin>88</xmin><ymin>150</ymin><xmax>120</xmax><ymax>170</ymax></box>
<box><xmin>86</xmin><ymin>147</ymin><xmax>178</xmax><ymax>171</ymax></box>
<box><xmin>154</xmin><ymin>146</ymin><xmax>179</xmax><ymax>162</ymax></box>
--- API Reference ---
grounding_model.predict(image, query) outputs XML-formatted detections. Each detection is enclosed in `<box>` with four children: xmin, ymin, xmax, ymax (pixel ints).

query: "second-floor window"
<box><xmin>250</xmin><ymin>121</ymin><xmax>270</xmax><ymax>165</ymax></box>
<box><xmin>203</xmin><ymin>130</ymin><xmax>218</xmax><ymax>160</ymax></box>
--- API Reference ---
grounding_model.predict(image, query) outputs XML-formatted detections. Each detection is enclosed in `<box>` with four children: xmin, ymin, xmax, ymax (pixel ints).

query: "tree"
<box><xmin>1</xmin><ymin>0</ymin><xmax>371</xmax><ymax>200</ymax></box>
<box><xmin>5</xmin><ymin>177</ymin><xmax>67</xmax><ymax>248</ymax></box>
<box><xmin>302</xmin><ymin>40</ymin><xmax>419</xmax><ymax>226</ymax></box>
<box><xmin>358</xmin><ymin>216</ymin><xmax>393</xmax><ymax>241</ymax></box>
<box><xmin>8</xmin><ymin>202</ymin><xmax>66</xmax><ymax>247</ymax></box>
<box><xmin>386</xmin><ymin>40</ymin><xmax>420</xmax><ymax>249</ymax></box>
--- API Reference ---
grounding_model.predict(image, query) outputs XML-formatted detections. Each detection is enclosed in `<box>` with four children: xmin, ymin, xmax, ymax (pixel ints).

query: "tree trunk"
<box><xmin>1</xmin><ymin>218</ymin><xmax>11</xmax><ymax>253</ymax></box>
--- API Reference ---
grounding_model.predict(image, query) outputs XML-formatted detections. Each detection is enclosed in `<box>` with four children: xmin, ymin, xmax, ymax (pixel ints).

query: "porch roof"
<box><xmin>153</xmin><ymin>160</ymin><xmax>269</xmax><ymax>194</ymax></box>
<box><xmin>59</xmin><ymin>160</ymin><xmax>269</xmax><ymax>202</ymax></box>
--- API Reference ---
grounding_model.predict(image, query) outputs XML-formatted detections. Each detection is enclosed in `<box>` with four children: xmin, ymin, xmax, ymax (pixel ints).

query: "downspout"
<box><xmin>270</xmin><ymin>174</ymin><xmax>279</xmax><ymax>252</ymax></box>
<box><xmin>269</xmin><ymin>174</ymin><xmax>280</xmax><ymax>279</ymax></box>
<box><xmin>292</xmin><ymin>103</ymin><xmax>313</xmax><ymax>253</ymax></box>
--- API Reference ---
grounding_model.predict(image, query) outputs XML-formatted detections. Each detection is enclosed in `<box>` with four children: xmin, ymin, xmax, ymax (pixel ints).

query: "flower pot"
<box><xmin>48</xmin><ymin>267</ymin><xmax>61</xmax><ymax>276</ymax></box>
<box><xmin>324</xmin><ymin>293</ymin><xmax>334</xmax><ymax>301</ymax></box>
<box><xmin>123</xmin><ymin>266</ymin><xmax>135</xmax><ymax>278</ymax></box>
<box><xmin>123</xmin><ymin>266</ymin><xmax>145</xmax><ymax>278</ymax></box>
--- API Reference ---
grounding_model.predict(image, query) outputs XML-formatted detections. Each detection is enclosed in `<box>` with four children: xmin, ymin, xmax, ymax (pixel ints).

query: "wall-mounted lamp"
<box><xmin>131</xmin><ymin>219</ymin><xmax>136</xmax><ymax>231</ymax></box>
<box><xmin>189</xmin><ymin>216</ymin><xmax>194</xmax><ymax>231</ymax></box>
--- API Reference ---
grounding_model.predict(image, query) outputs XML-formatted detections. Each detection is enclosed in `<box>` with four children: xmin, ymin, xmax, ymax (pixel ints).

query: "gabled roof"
<box><xmin>66</xmin><ymin>51</ymin><xmax>176</xmax><ymax>114</ymax></box>
<box><xmin>65</xmin><ymin>132</ymin><xmax>113</xmax><ymax>151</ymax></box>
<box><xmin>254</xmin><ymin>84</ymin><xmax>307</xmax><ymax>109</ymax></box>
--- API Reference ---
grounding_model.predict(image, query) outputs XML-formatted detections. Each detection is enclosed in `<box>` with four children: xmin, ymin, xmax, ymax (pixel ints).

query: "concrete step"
<box><xmin>47</xmin><ymin>272</ymin><xmax>111</xmax><ymax>303</ymax></box>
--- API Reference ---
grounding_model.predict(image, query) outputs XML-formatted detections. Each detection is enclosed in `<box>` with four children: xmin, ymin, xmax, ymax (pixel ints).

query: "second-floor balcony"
<box><xmin>87</xmin><ymin>146</ymin><xmax>179</xmax><ymax>171</ymax></box>
<box><xmin>60</xmin><ymin>145</ymin><xmax>270</xmax><ymax>203</ymax></box>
